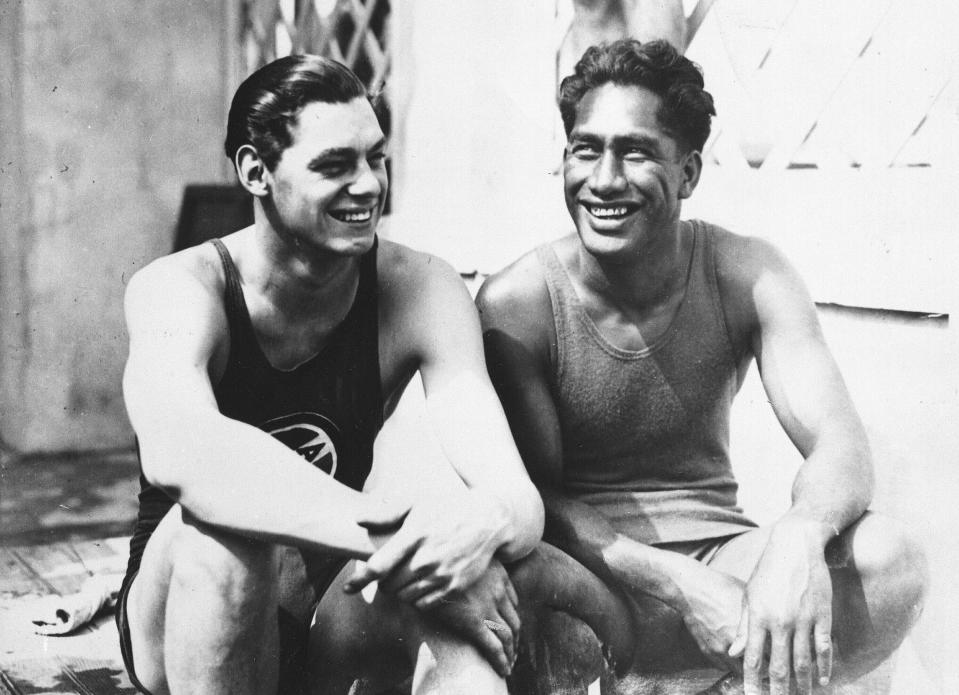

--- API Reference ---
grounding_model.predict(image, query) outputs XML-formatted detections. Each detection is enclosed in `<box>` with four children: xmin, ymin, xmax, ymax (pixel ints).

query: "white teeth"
<box><xmin>589</xmin><ymin>205</ymin><xmax>629</xmax><ymax>218</ymax></box>
<box><xmin>333</xmin><ymin>210</ymin><xmax>372</xmax><ymax>222</ymax></box>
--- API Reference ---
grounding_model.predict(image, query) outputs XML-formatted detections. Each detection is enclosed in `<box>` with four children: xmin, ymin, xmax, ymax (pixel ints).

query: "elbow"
<box><xmin>526</xmin><ymin>485</ymin><xmax>546</xmax><ymax>549</ymax></box>
<box><xmin>136</xmin><ymin>438</ymin><xmax>190</xmax><ymax>506</ymax></box>
<box><xmin>502</xmin><ymin>482</ymin><xmax>545</xmax><ymax>561</ymax></box>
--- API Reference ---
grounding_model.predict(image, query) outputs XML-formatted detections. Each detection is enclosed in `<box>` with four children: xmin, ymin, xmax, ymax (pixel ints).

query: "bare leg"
<box><xmin>624</xmin><ymin>0</ymin><xmax>688</xmax><ymax>49</ymax></box>
<box><xmin>507</xmin><ymin>543</ymin><xmax>656</xmax><ymax>695</ymax></box>
<box><xmin>559</xmin><ymin>0</ymin><xmax>688</xmax><ymax>83</ymax></box>
<box><xmin>307</xmin><ymin>562</ymin><xmax>507</xmax><ymax>695</ymax></box>
<box><xmin>511</xmin><ymin>512</ymin><xmax>927</xmax><ymax>694</ymax></box>
<box><xmin>126</xmin><ymin>505</ymin><xmax>282</xmax><ymax>695</ymax></box>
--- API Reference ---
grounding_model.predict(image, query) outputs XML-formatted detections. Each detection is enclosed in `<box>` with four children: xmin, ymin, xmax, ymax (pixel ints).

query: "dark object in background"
<box><xmin>173</xmin><ymin>184</ymin><xmax>254</xmax><ymax>251</ymax></box>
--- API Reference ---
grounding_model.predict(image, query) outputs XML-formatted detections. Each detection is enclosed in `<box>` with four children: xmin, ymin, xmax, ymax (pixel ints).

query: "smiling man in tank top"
<box><xmin>116</xmin><ymin>55</ymin><xmax>543</xmax><ymax>695</ymax></box>
<box><xmin>478</xmin><ymin>40</ymin><xmax>927</xmax><ymax>695</ymax></box>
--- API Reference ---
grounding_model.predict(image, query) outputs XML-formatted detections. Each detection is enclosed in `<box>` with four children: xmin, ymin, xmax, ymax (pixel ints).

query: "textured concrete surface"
<box><xmin>1</xmin><ymin>1</ymin><xmax>233</xmax><ymax>452</ymax></box>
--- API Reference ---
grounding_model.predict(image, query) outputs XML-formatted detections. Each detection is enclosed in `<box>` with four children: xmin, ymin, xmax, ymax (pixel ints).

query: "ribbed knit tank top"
<box><xmin>122</xmin><ymin>238</ymin><xmax>384</xmax><ymax>585</ymax></box>
<box><xmin>538</xmin><ymin>220</ymin><xmax>756</xmax><ymax>544</ymax></box>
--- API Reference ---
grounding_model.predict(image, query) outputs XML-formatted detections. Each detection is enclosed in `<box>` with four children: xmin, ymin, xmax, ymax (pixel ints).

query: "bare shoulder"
<box><xmin>476</xmin><ymin>243</ymin><xmax>554</xmax><ymax>332</ymax></box>
<box><xmin>123</xmin><ymin>240</ymin><xmax>231</xmax><ymax>361</ymax></box>
<box><xmin>126</xmin><ymin>241</ymin><xmax>225</xmax><ymax>309</ymax></box>
<box><xmin>708</xmin><ymin>224</ymin><xmax>799</xmax><ymax>292</ymax></box>
<box><xmin>376</xmin><ymin>238</ymin><xmax>460</xmax><ymax>284</ymax></box>
<box><xmin>375</xmin><ymin>238</ymin><xmax>470</xmax><ymax>319</ymax></box>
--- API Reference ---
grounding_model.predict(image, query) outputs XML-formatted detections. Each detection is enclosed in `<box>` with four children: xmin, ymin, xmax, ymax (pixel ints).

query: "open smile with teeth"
<box><xmin>584</xmin><ymin>203</ymin><xmax>639</xmax><ymax>220</ymax></box>
<box><xmin>329</xmin><ymin>209</ymin><xmax>373</xmax><ymax>223</ymax></box>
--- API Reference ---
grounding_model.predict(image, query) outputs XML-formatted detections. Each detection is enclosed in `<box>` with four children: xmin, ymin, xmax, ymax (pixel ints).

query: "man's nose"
<box><xmin>589</xmin><ymin>150</ymin><xmax>626</xmax><ymax>195</ymax></box>
<box><xmin>348</xmin><ymin>160</ymin><xmax>383</xmax><ymax>198</ymax></box>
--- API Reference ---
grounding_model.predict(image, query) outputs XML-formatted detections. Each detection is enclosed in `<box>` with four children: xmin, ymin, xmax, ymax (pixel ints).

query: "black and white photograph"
<box><xmin>1</xmin><ymin>1</ymin><xmax>956</xmax><ymax>693</ymax></box>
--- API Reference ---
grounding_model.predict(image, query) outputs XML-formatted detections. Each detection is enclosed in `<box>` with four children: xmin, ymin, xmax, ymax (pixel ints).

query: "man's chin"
<box><xmin>577</xmin><ymin>227</ymin><xmax>643</xmax><ymax>260</ymax></box>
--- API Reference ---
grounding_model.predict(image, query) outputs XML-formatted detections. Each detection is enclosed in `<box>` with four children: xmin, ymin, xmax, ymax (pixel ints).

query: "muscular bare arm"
<box><xmin>345</xmin><ymin>245</ymin><xmax>544</xmax><ymax>603</ymax></box>
<box><xmin>123</xmin><ymin>252</ymin><xmax>405</xmax><ymax>559</ymax></box>
<box><xmin>717</xmin><ymin>234</ymin><xmax>873</xmax><ymax>694</ymax></box>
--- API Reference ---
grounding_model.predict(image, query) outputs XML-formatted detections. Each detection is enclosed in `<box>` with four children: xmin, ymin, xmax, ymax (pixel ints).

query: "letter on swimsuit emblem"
<box><xmin>260</xmin><ymin>412</ymin><xmax>341</xmax><ymax>477</ymax></box>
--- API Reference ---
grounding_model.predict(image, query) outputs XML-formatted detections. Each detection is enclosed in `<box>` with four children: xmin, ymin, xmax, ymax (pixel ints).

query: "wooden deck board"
<box><xmin>0</xmin><ymin>539</ymin><xmax>129</xmax><ymax>695</ymax></box>
<box><xmin>0</xmin><ymin>548</ymin><xmax>51</xmax><ymax>597</ymax></box>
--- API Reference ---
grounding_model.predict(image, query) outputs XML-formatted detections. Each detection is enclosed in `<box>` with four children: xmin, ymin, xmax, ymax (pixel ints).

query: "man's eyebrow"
<box><xmin>568</xmin><ymin>132</ymin><xmax>601</xmax><ymax>144</ymax></box>
<box><xmin>615</xmin><ymin>134</ymin><xmax>660</xmax><ymax>147</ymax></box>
<box><xmin>308</xmin><ymin>138</ymin><xmax>388</xmax><ymax>166</ymax></box>
<box><xmin>567</xmin><ymin>132</ymin><xmax>663</xmax><ymax>150</ymax></box>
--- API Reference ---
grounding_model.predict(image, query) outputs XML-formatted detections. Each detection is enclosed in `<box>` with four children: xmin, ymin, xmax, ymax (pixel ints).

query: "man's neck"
<box><xmin>578</xmin><ymin>219</ymin><xmax>692</xmax><ymax>310</ymax></box>
<box><xmin>241</xmin><ymin>217</ymin><xmax>363</xmax><ymax>324</ymax></box>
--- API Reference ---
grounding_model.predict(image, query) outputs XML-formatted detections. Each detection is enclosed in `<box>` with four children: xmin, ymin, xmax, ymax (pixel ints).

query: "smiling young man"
<box><xmin>478</xmin><ymin>40</ymin><xmax>927</xmax><ymax>695</ymax></box>
<box><xmin>116</xmin><ymin>55</ymin><xmax>543</xmax><ymax>695</ymax></box>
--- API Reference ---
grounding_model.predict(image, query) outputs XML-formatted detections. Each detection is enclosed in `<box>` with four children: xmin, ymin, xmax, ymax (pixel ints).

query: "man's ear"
<box><xmin>236</xmin><ymin>145</ymin><xmax>271</xmax><ymax>197</ymax></box>
<box><xmin>678</xmin><ymin>149</ymin><xmax>702</xmax><ymax>200</ymax></box>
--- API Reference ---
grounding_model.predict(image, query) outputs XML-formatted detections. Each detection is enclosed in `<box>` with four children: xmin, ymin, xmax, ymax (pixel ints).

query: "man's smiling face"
<box><xmin>265</xmin><ymin>97</ymin><xmax>388</xmax><ymax>257</ymax></box>
<box><xmin>563</xmin><ymin>83</ymin><xmax>698</xmax><ymax>260</ymax></box>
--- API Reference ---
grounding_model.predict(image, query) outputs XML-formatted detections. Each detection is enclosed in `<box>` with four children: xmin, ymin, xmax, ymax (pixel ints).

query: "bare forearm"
<box><xmin>542</xmin><ymin>490</ymin><xmax>711</xmax><ymax>610</ymax></box>
<box><xmin>782</xmin><ymin>423</ymin><xmax>873</xmax><ymax>545</ymax></box>
<box><xmin>139</xmin><ymin>413</ymin><xmax>382</xmax><ymax>559</ymax></box>
<box><xmin>426</xmin><ymin>374</ymin><xmax>545</xmax><ymax>561</ymax></box>
<box><xmin>478</xmin><ymin>481</ymin><xmax>544</xmax><ymax>562</ymax></box>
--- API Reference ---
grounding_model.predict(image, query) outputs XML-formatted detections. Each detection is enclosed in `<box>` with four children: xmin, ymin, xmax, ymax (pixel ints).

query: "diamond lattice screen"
<box><xmin>240</xmin><ymin>0</ymin><xmax>391</xmax><ymax>99</ymax></box>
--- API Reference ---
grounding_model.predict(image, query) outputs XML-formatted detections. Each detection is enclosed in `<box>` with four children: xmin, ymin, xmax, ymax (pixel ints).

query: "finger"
<box><xmin>356</xmin><ymin>498</ymin><xmax>410</xmax><ymax>530</ymax></box>
<box><xmin>414</xmin><ymin>586</ymin><xmax>454</xmax><ymax>611</ymax></box>
<box><xmin>728</xmin><ymin>606</ymin><xmax>749</xmax><ymax>658</ymax></box>
<box><xmin>504</xmin><ymin>575</ymin><xmax>519</xmax><ymax>609</ymax></box>
<box><xmin>472</xmin><ymin>623</ymin><xmax>511</xmax><ymax>678</ymax></box>
<box><xmin>344</xmin><ymin>532</ymin><xmax>418</xmax><ymax>593</ymax></box>
<box><xmin>767</xmin><ymin>630</ymin><xmax>791</xmax><ymax>695</ymax></box>
<box><xmin>379</xmin><ymin>559</ymin><xmax>430</xmax><ymax>596</ymax></box>
<box><xmin>496</xmin><ymin>596</ymin><xmax>521</xmax><ymax>667</ymax></box>
<box><xmin>814</xmin><ymin>620</ymin><xmax>833</xmax><ymax>687</ymax></box>
<box><xmin>395</xmin><ymin>576</ymin><xmax>441</xmax><ymax>605</ymax></box>
<box><xmin>498</xmin><ymin>591</ymin><xmax>522</xmax><ymax>644</ymax></box>
<box><xmin>486</xmin><ymin>614</ymin><xmax>516</xmax><ymax>667</ymax></box>
<box><xmin>792</xmin><ymin>625</ymin><xmax>813</xmax><ymax>695</ymax></box>
<box><xmin>742</xmin><ymin>624</ymin><xmax>766</xmax><ymax>695</ymax></box>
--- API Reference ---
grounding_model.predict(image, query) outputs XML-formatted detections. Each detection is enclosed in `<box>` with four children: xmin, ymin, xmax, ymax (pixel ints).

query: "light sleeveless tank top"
<box><xmin>538</xmin><ymin>220</ymin><xmax>757</xmax><ymax>543</ymax></box>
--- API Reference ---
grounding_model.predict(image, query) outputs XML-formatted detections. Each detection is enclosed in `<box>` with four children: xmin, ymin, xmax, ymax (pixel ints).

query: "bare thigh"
<box><xmin>306</xmin><ymin>562</ymin><xmax>412</xmax><ymax>692</ymax></box>
<box><xmin>125</xmin><ymin>506</ymin><xmax>187</xmax><ymax>693</ymax></box>
<box><xmin>126</xmin><ymin>505</ymin><xmax>283</xmax><ymax>695</ymax></box>
<box><xmin>707</xmin><ymin>512</ymin><xmax>928</xmax><ymax>678</ymax></box>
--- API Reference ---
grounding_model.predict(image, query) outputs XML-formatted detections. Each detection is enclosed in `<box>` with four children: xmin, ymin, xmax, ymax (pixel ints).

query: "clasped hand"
<box><xmin>344</xmin><ymin>491</ymin><xmax>518</xmax><ymax>676</ymax></box>
<box><xmin>344</xmin><ymin>489</ymin><xmax>506</xmax><ymax>609</ymax></box>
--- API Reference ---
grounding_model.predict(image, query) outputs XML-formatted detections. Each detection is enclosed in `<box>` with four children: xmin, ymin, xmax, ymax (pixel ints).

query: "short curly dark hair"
<box><xmin>224</xmin><ymin>54</ymin><xmax>387</xmax><ymax>172</ymax></box>
<box><xmin>558</xmin><ymin>39</ymin><xmax>716</xmax><ymax>153</ymax></box>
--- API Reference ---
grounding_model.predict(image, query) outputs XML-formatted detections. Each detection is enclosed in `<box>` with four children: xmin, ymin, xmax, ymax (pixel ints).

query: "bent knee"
<box><xmin>846</xmin><ymin>513</ymin><xmax>929</xmax><ymax>621</ymax></box>
<box><xmin>168</xmin><ymin>511</ymin><xmax>279</xmax><ymax>606</ymax></box>
<box><xmin>510</xmin><ymin>543</ymin><xmax>611</xmax><ymax>609</ymax></box>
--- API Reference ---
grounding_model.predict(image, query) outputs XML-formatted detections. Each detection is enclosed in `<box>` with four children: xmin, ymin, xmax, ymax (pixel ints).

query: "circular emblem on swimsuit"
<box><xmin>260</xmin><ymin>412</ymin><xmax>340</xmax><ymax>477</ymax></box>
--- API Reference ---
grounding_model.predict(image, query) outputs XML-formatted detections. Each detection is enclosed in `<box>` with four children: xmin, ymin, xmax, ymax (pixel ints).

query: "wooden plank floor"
<box><xmin>1</xmin><ymin>448</ymin><xmax>138</xmax><ymax>695</ymax></box>
<box><xmin>0</xmin><ymin>537</ymin><xmax>133</xmax><ymax>695</ymax></box>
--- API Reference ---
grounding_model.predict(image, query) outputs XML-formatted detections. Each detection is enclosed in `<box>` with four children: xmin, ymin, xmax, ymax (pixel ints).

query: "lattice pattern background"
<box><xmin>240</xmin><ymin>0</ymin><xmax>391</xmax><ymax>96</ymax></box>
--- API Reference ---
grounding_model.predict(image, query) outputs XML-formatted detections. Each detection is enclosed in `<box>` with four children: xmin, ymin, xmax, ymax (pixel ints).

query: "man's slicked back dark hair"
<box><xmin>558</xmin><ymin>39</ymin><xmax>716</xmax><ymax>153</ymax></box>
<box><xmin>224</xmin><ymin>54</ymin><xmax>384</xmax><ymax>171</ymax></box>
